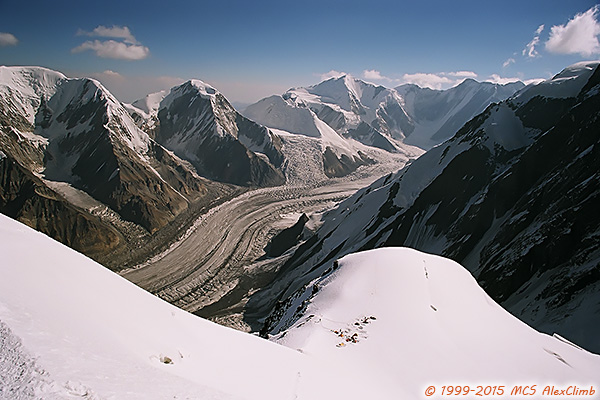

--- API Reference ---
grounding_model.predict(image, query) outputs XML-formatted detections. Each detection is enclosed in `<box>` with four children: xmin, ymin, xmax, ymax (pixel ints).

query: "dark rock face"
<box><xmin>154</xmin><ymin>83</ymin><xmax>285</xmax><ymax>187</ymax></box>
<box><xmin>345</xmin><ymin>122</ymin><xmax>398</xmax><ymax>152</ymax></box>
<box><xmin>34</xmin><ymin>79</ymin><xmax>206</xmax><ymax>234</ymax></box>
<box><xmin>322</xmin><ymin>147</ymin><xmax>373</xmax><ymax>178</ymax></box>
<box><xmin>0</xmin><ymin>68</ymin><xmax>227</xmax><ymax>264</ymax></box>
<box><xmin>248</xmin><ymin>63</ymin><xmax>600</xmax><ymax>353</ymax></box>
<box><xmin>265</xmin><ymin>213</ymin><xmax>309</xmax><ymax>257</ymax></box>
<box><xmin>0</xmin><ymin>154</ymin><xmax>120</xmax><ymax>259</ymax></box>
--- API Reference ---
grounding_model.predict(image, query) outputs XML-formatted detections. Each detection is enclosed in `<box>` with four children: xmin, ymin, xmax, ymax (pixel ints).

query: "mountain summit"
<box><xmin>127</xmin><ymin>80</ymin><xmax>285</xmax><ymax>187</ymax></box>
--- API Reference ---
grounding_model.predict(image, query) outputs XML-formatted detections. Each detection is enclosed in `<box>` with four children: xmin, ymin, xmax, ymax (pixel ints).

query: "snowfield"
<box><xmin>275</xmin><ymin>249</ymin><xmax>600</xmax><ymax>396</ymax></box>
<box><xmin>1</xmin><ymin>214</ymin><xmax>598</xmax><ymax>399</ymax></box>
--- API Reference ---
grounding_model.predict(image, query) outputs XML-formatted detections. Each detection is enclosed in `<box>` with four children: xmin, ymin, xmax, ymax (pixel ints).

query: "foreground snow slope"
<box><xmin>276</xmin><ymin>248</ymin><xmax>599</xmax><ymax>398</ymax></box>
<box><xmin>0</xmin><ymin>213</ymin><xmax>305</xmax><ymax>400</ymax></box>
<box><xmin>1</xmin><ymin>215</ymin><xmax>598</xmax><ymax>399</ymax></box>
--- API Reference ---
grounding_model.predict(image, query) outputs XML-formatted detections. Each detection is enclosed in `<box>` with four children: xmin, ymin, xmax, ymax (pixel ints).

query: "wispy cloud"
<box><xmin>72</xmin><ymin>25</ymin><xmax>149</xmax><ymax>60</ymax></box>
<box><xmin>94</xmin><ymin>70</ymin><xmax>124</xmax><ymax>79</ymax></box>
<box><xmin>502</xmin><ymin>58</ymin><xmax>516</xmax><ymax>68</ymax></box>
<box><xmin>0</xmin><ymin>32</ymin><xmax>18</xmax><ymax>47</ymax></box>
<box><xmin>73</xmin><ymin>40</ymin><xmax>150</xmax><ymax>60</ymax></box>
<box><xmin>523</xmin><ymin>24</ymin><xmax>544</xmax><ymax>58</ymax></box>
<box><xmin>545</xmin><ymin>5</ymin><xmax>600</xmax><ymax>56</ymax></box>
<box><xmin>447</xmin><ymin>71</ymin><xmax>478</xmax><ymax>78</ymax></box>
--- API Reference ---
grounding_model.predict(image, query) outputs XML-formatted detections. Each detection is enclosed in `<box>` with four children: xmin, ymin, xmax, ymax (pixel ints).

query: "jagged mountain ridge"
<box><xmin>243</xmin><ymin>75</ymin><xmax>424</xmax><ymax>178</ymax></box>
<box><xmin>245</xmin><ymin>74</ymin><xmax>524</xmax><ymax>155</ymax></box>
<box><xmin>247</xmin><ymin>61</ymin><xmax>600</xmax><ymax>354</ymax></box>
<box><xmin>396</xmin><ymin>78</ymin><xmax>525</xmax><ymax>149</ymax></box>
<box><xmin>0</xmin><ymin>66</ymin><xmax>239</xmax><ymax>264</ymax></box>
<box><xmin>127</xmin><ymin>80</ymin><xmax>285</xmax><ymax>187</ymax></box>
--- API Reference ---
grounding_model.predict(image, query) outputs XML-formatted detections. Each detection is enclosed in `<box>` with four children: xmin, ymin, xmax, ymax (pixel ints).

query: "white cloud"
<box><xmin>535</xmin><ymin>24</ymin><xmax>545</xmax><ymax>35</ymax></box>
<box><xmin>0</xmin><ymin>32</ymin><xmax>18</xmax><ymax>47</ymax></box>
<box><xmin>401</xmin><ymin>73</ymin><xmax>454</xmax><ymax>89</ymax></box>
<box><xmin>446</xmin><ymin>70</ymin><xmax>478</xmax><ymax>78</ymax></box>
<box><xmin>523</xmin><ymin>24</ymin><xmax>545</xmax><ymax>58</ymax></box>
<box><xmin>486</xmin><ymin>74</ymin><xmax>523</xmax><ymax>85</ymax></box>
<box><xmin>503</xmin><ymin>58</ymin><xmax>516</xmax><ymax>68</ymax></box>
<box><xmin>362</xmin><ymin>69</ymin><xmax>393</xmax><ymax>81</ymax></box>
<box><xmin>72</xmin><ymin>40</ymin><xmax>150</xmax><ymax>60</ymax></box>
<box><xmin>73</xmin><ymin>25</ymin><xmax>149</xmax><ymax>61</ymax></box>
<box><xmin>545</xmin><ymin>6</ymin><xmax>600</xmax><ymax>56</ymax></box>
<box><xmin>98</xmin><ymin>70</ymin><xmax>123</xmax><ymax>78</ymax></box>
<box><xmin>79</xmin><ymin>25</ymin><xmax>139</xmax><ymax>44</ymax></box>
<box><xmin>320</xmin><ymin>70</ymin><xmax>347</xmax><ymax>81</ymax></box>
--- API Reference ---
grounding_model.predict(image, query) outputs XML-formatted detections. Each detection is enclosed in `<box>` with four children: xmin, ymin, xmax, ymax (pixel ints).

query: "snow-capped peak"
<box><xmin>130</xmin><ymin>89</ymin><xmax>168</xmax><ymax>116</ymax></box>
<box><xmin>0</xmin><ymin>66</ymin><xmax>67</xmax><ymax>93</ymax></box>
<box><xmin>187</xmin><ymin>79</ymin><xmax>217</xmax><ymax>95</ymax></box>
<box><xmin>552</xmin><ymin>60</ymin><xmax>599</xmax><ymax>81</ymax></box>
<box><xmin>297</xmin><ymin>73</ymin><xmax>385</xmax><ymax>112</ymax></box>
<box><xmin>513</xmin><ymin>61</ymin><xmax>599</xmax><ymax>105</ymax></box>
<box><xmin>0</xmin><ymin>66</ymin><xmax>67</xmax><ymax>123</ymax></box>
<box><xmin>157</xmin><ymin>79</ymin><xmax>222</xmax><ymax>115</ymax></box>
<box><xmin>0</xmin><ymin>67</ymin><xmax>151</xmax><ymax>157</ymax></box>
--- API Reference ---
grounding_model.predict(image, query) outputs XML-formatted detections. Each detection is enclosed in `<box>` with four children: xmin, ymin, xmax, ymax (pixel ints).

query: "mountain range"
<box><xmin>0</xmin><ymin>66</ymin><xmax>518</xmax><ymax>266</ymax></box>
<box><xmin>246</xmin><ymin>61</ymin><xmax>600</xmax><ymax>354</ymax></box>
<box><xmin>0</xmin><ymin>67</ymin><xmax>286</xmax><ymax>266</ymax></box>
<box><xmin>1</xmin><ymin>59</ymin><xmax>599</xmax><ymax>397</ymax></box>
<box><xmin>244</xmin><ymin>74</ymin><xmax>523</xmax><ymax>151</ymax></box>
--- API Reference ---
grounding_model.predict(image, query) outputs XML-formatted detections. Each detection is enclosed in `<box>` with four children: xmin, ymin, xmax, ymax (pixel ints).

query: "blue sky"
<box><xmin>1</xmin><ymin>0</ymin><xmax>599</xmax><ymax>104</ymax></box>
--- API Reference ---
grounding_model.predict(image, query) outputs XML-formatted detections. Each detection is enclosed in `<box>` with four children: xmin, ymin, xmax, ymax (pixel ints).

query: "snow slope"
<box><xmin>276</xmin><ymin>248</ymin><xmax>600</xmax><ymax>398</ymax></box>
<box><xmin>396</xmin><ymin>79</ymin><xmax>524</xmax><ymax>149</ymax></box>
<box><xmin>0</xmin><ymin>66</ymin><xmax>66</xmax><ymax>124</ymax></box>
<box><xmin>1</xmin><ymin>215</ymin><xmax>598</xmax><ymax>399</ymax></box>
<box><xmin>0</xmin><ymin>213</ymin><xmax>302</xmax><ymax>400</ymax></box>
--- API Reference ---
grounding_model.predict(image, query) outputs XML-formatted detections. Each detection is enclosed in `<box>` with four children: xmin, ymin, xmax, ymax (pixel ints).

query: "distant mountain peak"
<box><xmin>130</xmin><ymin>89</ymin><xmax>168</xmax><ymax>115</ymax></box>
